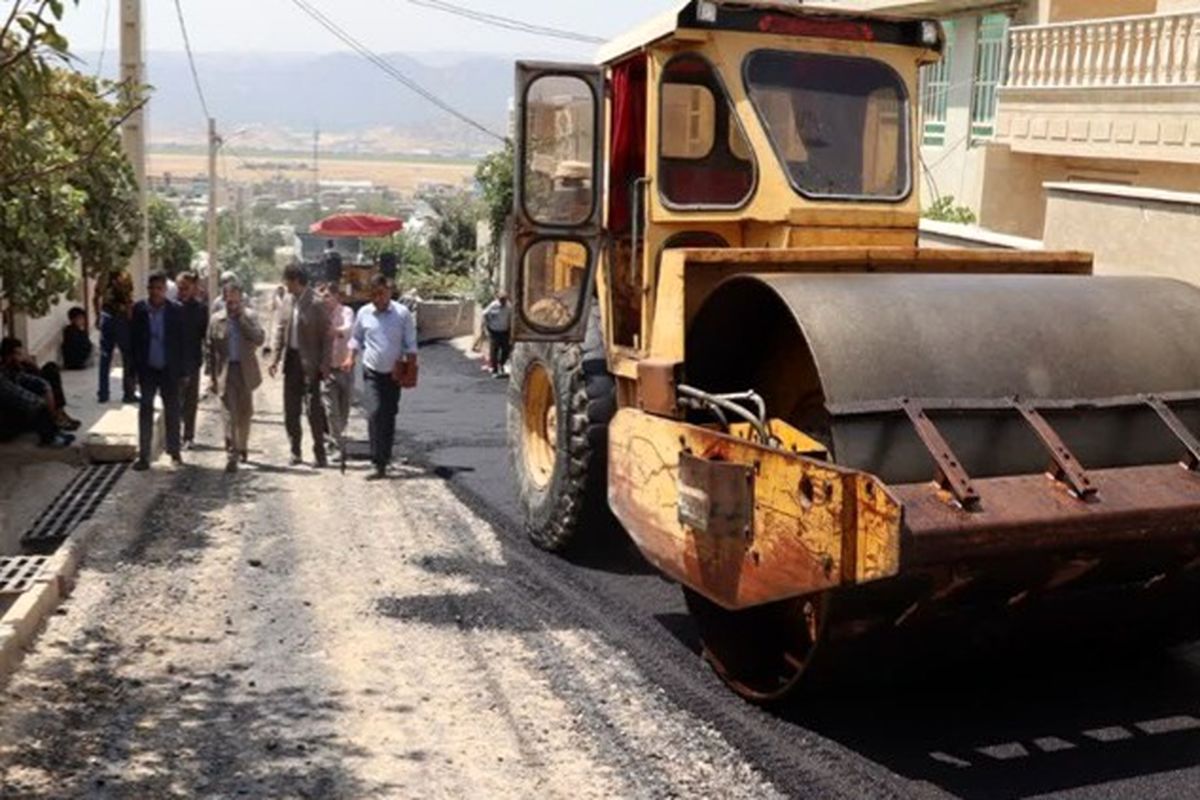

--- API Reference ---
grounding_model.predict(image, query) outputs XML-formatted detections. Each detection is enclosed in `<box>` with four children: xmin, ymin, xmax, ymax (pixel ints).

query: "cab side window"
<box><xmin>658</xmin><ymin>54</ymin><xmax>756</xmax><ymax>209</ymax></box>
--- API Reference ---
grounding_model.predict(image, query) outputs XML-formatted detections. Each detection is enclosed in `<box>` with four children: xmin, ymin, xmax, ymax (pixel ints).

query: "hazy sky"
<box><xmin>50</xmin><ymin>0</ymin><xmax>678</xmax><ymax>58</ymax></box>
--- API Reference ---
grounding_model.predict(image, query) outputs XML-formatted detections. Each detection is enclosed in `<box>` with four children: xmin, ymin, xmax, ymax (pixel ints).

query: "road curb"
<box><xmin>0</xmin><ymin>483</ymin><xmax>135</xmax><ymax>688</ymax></box>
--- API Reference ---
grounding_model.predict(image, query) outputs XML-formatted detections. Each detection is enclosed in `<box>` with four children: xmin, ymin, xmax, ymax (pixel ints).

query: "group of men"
<box><xmin>95</xmin><ymin>264</ymin><xmax>416</xmax><ymax>479</ymax></box>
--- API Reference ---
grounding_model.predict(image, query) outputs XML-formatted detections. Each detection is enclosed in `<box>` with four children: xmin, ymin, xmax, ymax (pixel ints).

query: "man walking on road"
<box><xmin>176</xmin><ymin>271</ymin><xmax>209</xmax><ymax>449</ymax></box>
<box><xmin>270</xmin><ymin>264</ymin><xmax>331</xmax><ymax>467</ymax></box>
<box><xmin>94</xmin><ymin>267</ymin><xmax>137</xmax><ymax>404</ymax></box>
<box><xmin>345</xmin><ymin>275</ymin><xmax>417</xmax><ymax>480</ymax></box>
<box><xmin>482</xmin><ymin>290</ymin><xmax>513</xmax><ymax>378</ymax></box>
<box><xmin>321</xmin><ymin>284</ymin><xmax>355</xmax><ymax>453</ymax></box>
<box><xmin>130</xmin><ymin>271</ymin><xmax>184</xmax><ymax>471</ymax></box>
<box><xmin>207</xmin><ymin>281</ymin><xmax>265</xmax><ymax>473</ymax></box>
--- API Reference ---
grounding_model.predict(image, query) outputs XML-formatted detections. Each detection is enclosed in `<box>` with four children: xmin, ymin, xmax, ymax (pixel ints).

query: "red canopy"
<box><xmin>309</xmin><ymin>213</ymin><xmax>404</xmax><ymax>238</ymax></box>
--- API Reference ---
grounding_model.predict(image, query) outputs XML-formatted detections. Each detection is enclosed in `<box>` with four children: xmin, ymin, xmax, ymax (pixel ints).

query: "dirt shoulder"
<box><xmin>0</xmin><ymin>367</ymin><xmax>783</xmax><ymax>798</ymax></box>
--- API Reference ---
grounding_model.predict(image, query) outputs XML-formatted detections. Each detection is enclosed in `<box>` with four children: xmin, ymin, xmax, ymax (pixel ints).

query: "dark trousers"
<box><xmin>488</xmin><ymin>330</ymin><xmax>511</xmax><ymax>374</ymax></box>
<box><xmin>14</xmin><ymin>364</ymin><xmax>64</xmax><ymax>410</ymax></box>
<box><xmin>138</xmin><ymin>368</ymin><xmax>181</xmax><ymax>461</ymax></box>
<box><xmin>98</xmin><ymin>312</ymin><xmax>136</xmax><ymax>402</ymax></box>
<box><xmin>283</xmin><ymin>349</ymin><xmax>327</xmax><ymax>460</ymax></box>
<box><xmin>0</xmin><ymin>403</ymin><xmax>57</xmax><ymax>444</ymax></box>
<box><xmin>178</xmin><ymin>368</ymin><xmax>202</xmax><ymax>442</ymax></box>
<box><xmin>363</xmin><ymin>369</ymin><xmax>401</xmax><ymax>469</ymax></box>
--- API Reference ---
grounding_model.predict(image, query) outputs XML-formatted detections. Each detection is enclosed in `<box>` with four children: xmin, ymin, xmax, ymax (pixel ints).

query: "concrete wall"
<box><xmin>978</xmin><ymin>146</ymin><xmax>1200</xmax><ymax>238</ymax></box>
<box><xmin>1042</xmin><ymin>183</ymin><xmax>1200</xmax><ymax>281</ymax></box>
<box><xmin>1044</xmin><ymin>0</ymin><xmax>1156</xmax><ymax>22</ymax></box>
<box><xmin>415</xmin><ymin>299</ymin><xmax>475</xmax><ymax>343</ymax></box>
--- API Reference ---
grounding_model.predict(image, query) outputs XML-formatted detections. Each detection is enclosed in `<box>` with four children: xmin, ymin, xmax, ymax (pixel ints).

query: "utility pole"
<box><xmin>207</xmin><ymin>117</ymin><xmax>220</xmax><ymax>305</ymax></box>
<box><xmin>313</xmin><ymin>126</ymin><xmax>321</xmax><ymax>222</ymax></box>
<box><xmin>120</xmin><ymin>0</ymin><xmax>149</xmax><ymax>295</ymax></box>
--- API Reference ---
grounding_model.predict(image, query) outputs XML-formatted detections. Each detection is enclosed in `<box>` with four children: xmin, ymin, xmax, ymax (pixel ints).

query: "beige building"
<box><xmin>831</xmin><ymin>0</ymin><xmax>1200</xmax><ymax>278</ymax></box>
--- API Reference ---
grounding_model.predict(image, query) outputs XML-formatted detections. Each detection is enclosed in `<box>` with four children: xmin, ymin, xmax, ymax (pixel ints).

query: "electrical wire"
<box><xmin>406</xmin><ymin>0</ymin><xmax>603</xmax><ymax>44</ymax></box>
<box><xmin>287</xmin><ymin>0</ymin><xmax>506</xmax><ymax>142</ymax></box>
<box><xmin>172</xmin><ymin>0</ymin><xmax>212</xmax><ymax>121</ymax></box>
<box><xmin>94</xmin><ymin>0</ymin><xmax>112</xmax><ymax>78</ymax></box>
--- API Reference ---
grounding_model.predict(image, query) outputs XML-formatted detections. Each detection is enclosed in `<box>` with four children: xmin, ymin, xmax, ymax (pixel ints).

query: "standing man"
<box><xmin>130</xmin><ymin>271</ymin><xmax>184</xmax><ymax>471</ymax></box>
<box><xmin>345</xmin><ymin>275</ymin><xmax>417</xmax><ymax>480</ymax></box>
<box><xmin>176</xmin><ymin>271</ymin><xmax>209</xmax><ymax>449</ymax></box>
<box><xmin>270</xmin><ymin>264</ymin><xmax>330</xmax><ymax>467</ymax></box>
<box><xmin>321</xmin><ymin>284</ymin><xmax>355</xmax><ymax>454</ymax></box>
<box><xmin>207</xmin><ymin>280</ymin><xmax>265</xmax><ymax>473</ymax></box>
<box><xmin>95</xmin><ymin>267</ymin><xmax>137</xmax><ymax>404</ymax></box>
<box><xmin>482</xmin><ymin>290</ymin><xmax>513</xmax><ymax>378</ymax></box>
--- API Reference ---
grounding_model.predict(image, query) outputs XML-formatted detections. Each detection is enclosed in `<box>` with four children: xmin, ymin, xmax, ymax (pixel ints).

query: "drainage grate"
<box><xmin>0</xmin><ymin>556</ymin><xmax>50</xmax><ymax>596</ymax></box>
<box><xmin>20</xmin><ymin>462</ymin><xmax>128</xmax><ymax>550</ymax></box>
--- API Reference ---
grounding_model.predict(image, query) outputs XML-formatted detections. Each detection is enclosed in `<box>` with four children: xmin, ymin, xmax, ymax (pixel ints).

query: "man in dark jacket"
<box><xmin>176</xmin><ymin>271</ymin><xmax>209</xmax><ymax>449</ymax></box>
<box><xmin>130</xmin><ymin>271</ymin><xmax>185</xmax><ymax>470</ymax></box>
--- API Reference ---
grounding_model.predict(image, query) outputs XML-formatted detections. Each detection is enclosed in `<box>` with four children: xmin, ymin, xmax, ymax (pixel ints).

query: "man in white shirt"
<box><xmin>344</xmin><ymin>275</ymin><xmax>418</xmax><ymax>480</ymax></box>
<box><xmin>482</xmin><ymin>290</ymin><xmax>513</xmax><ymax>378</ymax></box>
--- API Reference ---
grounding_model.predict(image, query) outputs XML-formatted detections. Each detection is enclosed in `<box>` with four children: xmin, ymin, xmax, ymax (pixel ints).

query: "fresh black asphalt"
<box><xmin>397</xmin><ymin>342</ymin><xmax>1200</xmax><ymax>800</ymax></box>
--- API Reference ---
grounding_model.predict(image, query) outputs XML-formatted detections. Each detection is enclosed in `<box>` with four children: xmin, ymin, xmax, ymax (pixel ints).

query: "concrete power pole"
<box><xmin>119</xmin><ymin>0</ymin><xmax>150</xmax><ymax>295</ymax></box>
<box><xmin>207</xmin><ymin>117</ymin><xmax>220</xmax><ymax>305</ymax></box>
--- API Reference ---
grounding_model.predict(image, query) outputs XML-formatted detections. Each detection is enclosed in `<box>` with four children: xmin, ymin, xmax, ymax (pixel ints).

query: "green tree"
<box><xmin>475</xmin><ymin>142</ymin><xmax>513</xmax><ymax>264</ymax></box>
<box><xmin>424</xmin><ymin>191</ymin><xmax>481</xmax><ymax>275</ymax></box>
<box><xmin>148</xmin><ymin>196</ymin><xmax>195</xmax><ymax>276</ymax></box>
<box><xmin>1</xmin><ymin>69</ymin><xmax>143</xmax><ymax>316</ymax></box>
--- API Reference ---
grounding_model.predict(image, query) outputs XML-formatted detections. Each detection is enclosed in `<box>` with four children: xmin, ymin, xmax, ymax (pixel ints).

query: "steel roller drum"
<box><xmin>686</xmin><ymin>273</ymin><xmax>1200</xmax><ymax>484</ymax></box>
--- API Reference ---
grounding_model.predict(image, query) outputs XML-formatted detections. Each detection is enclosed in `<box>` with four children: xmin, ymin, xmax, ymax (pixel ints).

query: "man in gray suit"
<box><xmin>269</xmin><ymin>264</ymin><xmax>330</xmax><ymax>467</ymax></box>
<box><xmin>207</xmin><ymin>281</ymin><xmax>265</xmax><ymax>473</ymax></box>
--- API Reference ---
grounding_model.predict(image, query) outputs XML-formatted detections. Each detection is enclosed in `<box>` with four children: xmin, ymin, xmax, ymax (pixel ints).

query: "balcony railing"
<box><xmin>1006</xmin><ymin>11</ymin><xmax>1200</xmax><ymax>89</ymax></box>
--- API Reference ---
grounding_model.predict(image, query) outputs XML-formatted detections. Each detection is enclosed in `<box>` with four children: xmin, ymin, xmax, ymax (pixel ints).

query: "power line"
<box><xmin>94</xmin><ymin>0</ymin><xmax>112</xmax><ymax>78</ymax></box>
<box><xmin>407</xmin><ymin>0</ymin><xmax>603</xmax><ymax>44</ymax></box>
<box><xmin>172</xmin><ymin>0</ymin><xmax>211</xmax><ymax>121</ymax></box>
<box><xmin>287</xmin><ymin>0</ymin><xmax>506</xmax><ymax>142</ymax></box>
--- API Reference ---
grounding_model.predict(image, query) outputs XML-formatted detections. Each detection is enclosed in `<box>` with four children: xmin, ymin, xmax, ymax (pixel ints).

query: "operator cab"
<box><xmin>509</xmin><ymin>0</ymin><xmax>944</xmax><ymax>357</ymax></box>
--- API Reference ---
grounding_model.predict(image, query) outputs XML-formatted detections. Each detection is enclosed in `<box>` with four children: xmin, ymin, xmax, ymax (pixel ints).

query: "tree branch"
<box><xmin>1</xmin><ymin>95</ymin><xmax>148</xmax><ymax>185</ymax></box>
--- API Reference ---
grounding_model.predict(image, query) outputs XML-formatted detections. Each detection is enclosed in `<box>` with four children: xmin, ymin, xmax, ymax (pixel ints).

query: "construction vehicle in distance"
<box><xmin>505</xmin><ymin>0</ymin><xmax>1200</xmax><ymax>703</ymax></box>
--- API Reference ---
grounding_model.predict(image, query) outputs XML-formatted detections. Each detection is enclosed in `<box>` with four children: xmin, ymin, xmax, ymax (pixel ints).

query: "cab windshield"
<box><xmin>743</xmin><ymin>50</ymin><xmax>910</xmax><ymax>201</ymax></box>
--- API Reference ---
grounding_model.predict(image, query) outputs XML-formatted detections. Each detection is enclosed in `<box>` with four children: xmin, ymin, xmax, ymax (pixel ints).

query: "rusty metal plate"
<box><xmin>677</xmin><ymin>451</ymin><xmax>754</xmax><ymax>538</ymax></box>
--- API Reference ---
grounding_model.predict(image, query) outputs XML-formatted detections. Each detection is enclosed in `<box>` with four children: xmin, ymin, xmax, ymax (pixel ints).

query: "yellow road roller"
<box><xmin>505</xmin><ymin>0</ymin><xmax>1200</xmax><ymax>702</ymax></box>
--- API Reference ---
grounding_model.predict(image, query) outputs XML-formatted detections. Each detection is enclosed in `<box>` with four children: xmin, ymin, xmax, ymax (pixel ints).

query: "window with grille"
<box><xmin>919</xmin><ymin>20</ymin><xmax>953</xmax><ymax>147</ymax></box>
<box><xmin>970</xmin><ymin>13</ymin><xmax>1009</xmax><ymax>142</ymax></box>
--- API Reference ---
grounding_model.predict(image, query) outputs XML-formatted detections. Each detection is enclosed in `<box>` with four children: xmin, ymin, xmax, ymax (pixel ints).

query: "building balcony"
<box><xmin>995</xmin><ymin>11</ymin><xmax>1200</xmax><ymax>163</ymax></box>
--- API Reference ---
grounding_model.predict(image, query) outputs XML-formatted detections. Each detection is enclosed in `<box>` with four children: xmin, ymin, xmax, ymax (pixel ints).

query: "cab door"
<box><xmin>509</xmin><ymin>61</ymin><xmax>605</xmax><ymax>342</ymax></box>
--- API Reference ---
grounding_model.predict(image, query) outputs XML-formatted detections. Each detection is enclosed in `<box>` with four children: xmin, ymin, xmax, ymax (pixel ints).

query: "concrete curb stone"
<box><xmin>0</xmin><ymin>469</ymin><xmax>154</xmax><ymax>688</ymax></box>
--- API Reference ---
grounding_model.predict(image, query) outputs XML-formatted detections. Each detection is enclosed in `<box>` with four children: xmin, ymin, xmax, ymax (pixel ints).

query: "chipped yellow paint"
<box><xmin>607</xmin><ymin>408</ymin><xmax>902</xmax><ymax>610</ymax></box>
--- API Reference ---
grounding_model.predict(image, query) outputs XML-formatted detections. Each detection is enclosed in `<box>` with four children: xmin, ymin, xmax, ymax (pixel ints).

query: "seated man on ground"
<box><xmin>1</xmin><ymin>337</ymin><xmax>80</xmax><ymax>431</ymax></box>
<box><xmin>0</xmin><ymin>356</ymin><xmax>75</xmax><ymax>448</ymax></box>
<box><xmin>62</xmin><ymin>306</ymin><xmax>94</xmax><ymax>370</ymax></box>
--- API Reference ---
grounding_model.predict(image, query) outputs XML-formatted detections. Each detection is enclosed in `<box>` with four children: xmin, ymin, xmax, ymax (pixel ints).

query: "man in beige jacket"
<box><xmin>269</xmin><ymin>264</ymin><xmax>330</xmax><ymax>467</ymax></box>
<box><xmin>208</xmin><ymin>281</ymin><xmax>265</xmax><ymax>473</ymax></box>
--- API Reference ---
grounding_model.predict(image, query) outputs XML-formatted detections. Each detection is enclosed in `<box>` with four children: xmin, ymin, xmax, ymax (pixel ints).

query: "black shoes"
<box><xmin>170</xmin><ymin>452</ymin><xmax>183</xmax><ymax>466</ymax></box>
<box><xmin>225</xmin><ymin>458</ymin><xmax>238</xmax><ymax>474</ymax></box>
<box><xmin>132</xmin><ymin>458</ymin><xmax>149</xmax><ymax>471</ymax></box>
<box><xmin>365</xmin><ymin>465</ymin><xmax>387</xmax><ymax>481</ymax></box>
<box><xmin>289</xmin><ymin>454</ymin><xmax>303</xmax><ymax>466</ymax></box>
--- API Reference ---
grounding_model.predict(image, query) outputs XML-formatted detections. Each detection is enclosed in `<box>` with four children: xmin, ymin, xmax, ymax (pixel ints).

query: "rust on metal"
<box><xmin>900</xmin><ymin>398</ymin><xmax>980</xmax><ymax>510</ymax></box>
<box><xmin>1012</xmin><ymin>398</ymin><xmax>1097</xmax><ymax>499</ymax></box>
<box><xmin>898</xmin><ymin>463</ymin><xmax>1200</xmax><ymax>566</ymax></box>
<box><xmin>607</xmin><ymin>408</ymin><xmax>902</xmax><ymax>610</ymax></box>
<box><xmin>677</xmin><ymin>451</ymin><xmax>755</xmax><ymax>538</ymax></box>
<box><xmin>1145</xmin><ymin>394</ymin><xmax>1200</xmax><ymax>469</ymax></box>
<box><xmin>637</xmin><ymin>358</ymin><xmax>682</xmax><ymax>417</ymax></box>
<box><xmin>676</xmin><ymin>246</ymin><xmax>1094</xmax><ymax>275</ymax></box>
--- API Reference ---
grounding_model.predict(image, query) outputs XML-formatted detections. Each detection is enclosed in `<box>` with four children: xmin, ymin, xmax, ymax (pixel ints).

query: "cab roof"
<box><xmin>595</xmin><ymin>0</ymin><xmax>943</xmax><ymax>65</ymax></box>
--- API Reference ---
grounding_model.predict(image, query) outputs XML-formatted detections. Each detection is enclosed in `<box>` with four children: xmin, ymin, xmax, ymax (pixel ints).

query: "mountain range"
<box><xmin>79</xmin><ymin>51</ymin><xmax>521</xmax><ymax>153</ymax></box>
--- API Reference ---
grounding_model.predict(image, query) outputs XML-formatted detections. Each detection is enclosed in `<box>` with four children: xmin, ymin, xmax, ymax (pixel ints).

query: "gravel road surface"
<box><xmin>2</xmin><ymin>341</ymin><xmax>1200</xmax><ymax>799</ymax></box>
